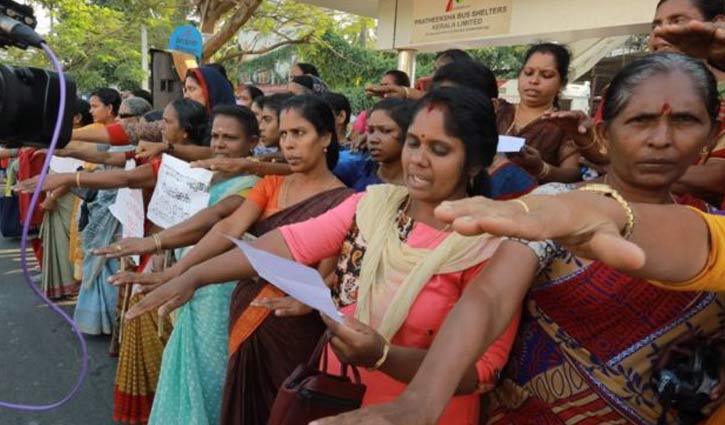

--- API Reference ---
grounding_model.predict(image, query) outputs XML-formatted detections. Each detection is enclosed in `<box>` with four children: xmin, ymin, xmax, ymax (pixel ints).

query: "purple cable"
<box><xmin>2</xmin><ymin>42</ymin><xmax>89</xmax><ymax>411</ymax></box>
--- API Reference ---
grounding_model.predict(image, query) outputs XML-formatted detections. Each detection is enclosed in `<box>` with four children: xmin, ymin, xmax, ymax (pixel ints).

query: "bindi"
<box><xmin>659</xmin><ymin>102</ymin><xmax>672</xmax><ymax>116</ymax></box>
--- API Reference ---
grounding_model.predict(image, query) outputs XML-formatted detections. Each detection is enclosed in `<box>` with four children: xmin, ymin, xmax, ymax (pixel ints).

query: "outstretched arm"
<box><xmin>94</xmin><ymin>194</ymin><xmax>246</xmax><ymax>258</ymax></box>
<box><xmin>15</xmin><ymin>164</ymin><xmax>156</xmax><ymax>193</ymax></box>
<box><xmin>312</xmin><ymin>242</ymin><xmax>536</xmax><ymax>425</ymax></box>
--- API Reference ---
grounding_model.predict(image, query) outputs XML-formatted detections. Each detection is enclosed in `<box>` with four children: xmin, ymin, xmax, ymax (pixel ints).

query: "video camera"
<box><xmin>0</xmin><ymin>0</ymin><xmax>76</xmax><ymax>148</ymax></box>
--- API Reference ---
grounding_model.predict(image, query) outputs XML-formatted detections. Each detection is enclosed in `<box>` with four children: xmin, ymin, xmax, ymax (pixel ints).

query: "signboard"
<box><xmin>169</xmin><ymin>24</ymin><xmax>204</xmax><ymax>60</ymax></box>
<box><xmin>411</xmin><ymin>0</ymin><xmax>513</xmax><ymax>44</ymax></box>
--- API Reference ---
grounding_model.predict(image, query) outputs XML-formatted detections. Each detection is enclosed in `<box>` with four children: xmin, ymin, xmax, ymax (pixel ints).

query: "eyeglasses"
<box><xmin>118</xmin><ymin>113</ymin><xmax>139</xmax><ymax>119</ymax></box>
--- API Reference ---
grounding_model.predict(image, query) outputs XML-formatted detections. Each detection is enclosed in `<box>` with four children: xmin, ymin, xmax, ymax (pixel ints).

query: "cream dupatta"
<box><xmin>354</xmin><ymin>184</ymin><xmax>501</xmax><ymax>340</ymax></box>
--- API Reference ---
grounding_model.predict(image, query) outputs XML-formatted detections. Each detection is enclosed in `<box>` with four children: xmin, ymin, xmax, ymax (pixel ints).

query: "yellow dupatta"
<box><xmin>354</xmin><ymin>184</ymin><xmax>501</xmax><ymax>340</ymax></box>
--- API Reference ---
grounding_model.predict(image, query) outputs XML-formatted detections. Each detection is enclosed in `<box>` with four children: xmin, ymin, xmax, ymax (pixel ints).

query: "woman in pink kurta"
<box><xmin>280</xmin><ymin>190</ymin><xmax>518</xmax><ymax>424</ymax></box>
<box><xmin>125</xmin><ymin>87</ymin><xmax>521</xmax><ymax>425</ymax></box>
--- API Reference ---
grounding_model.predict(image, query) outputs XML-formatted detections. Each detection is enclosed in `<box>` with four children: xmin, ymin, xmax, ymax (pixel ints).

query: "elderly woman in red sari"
<box><xmin>310</xmin><ymin>53</ymin><xmax>725</xmax><ymax>425</ymax></box>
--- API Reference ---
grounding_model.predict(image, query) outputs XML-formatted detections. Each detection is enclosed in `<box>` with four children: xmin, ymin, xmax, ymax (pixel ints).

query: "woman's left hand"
<box><xmin>510</xmin><ymin>145</ymin><xmax>545</xmax><ymax>175</ymax></box>
<box><xmin>321</xmin><ymin>314</ymin><xmax>387</xmax><ymax>368</ymax></box>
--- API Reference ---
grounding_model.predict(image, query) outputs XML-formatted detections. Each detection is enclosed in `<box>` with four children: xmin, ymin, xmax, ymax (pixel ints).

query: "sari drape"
<box><xmin>220</xmin><ymin>187</ymin><xmax>353</xmax><ymax>425</ymax></box>
<box><xmin>40</xmin><ymin>191</ymin><xmax>79</xmax><ymax>299</ymax></box>
<box><xmin>148</xmin><ymin>175</ymin><xmax>260</xmax><ymax>425</ymax></box>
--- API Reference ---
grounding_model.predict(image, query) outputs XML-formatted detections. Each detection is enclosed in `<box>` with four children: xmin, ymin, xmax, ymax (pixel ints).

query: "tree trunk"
<box><xmin>199</xmin><ymin>0</ymin><xmax>263</xmax><ymax>63</ymax></box>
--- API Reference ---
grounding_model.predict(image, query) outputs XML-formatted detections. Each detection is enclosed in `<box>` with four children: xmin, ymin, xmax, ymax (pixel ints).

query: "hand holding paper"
<box><xmin>497</xmin><ymin>136</ymin><xmax>526</xmax><ymax>153</ymax></box>
<box><xmin>227</xmin><ymin>236</ymin><xmax>344</xmax><ymax>324</ymax></box>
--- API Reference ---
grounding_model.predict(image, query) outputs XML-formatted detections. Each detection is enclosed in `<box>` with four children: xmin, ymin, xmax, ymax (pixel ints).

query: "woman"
<box><xmin>237</xmin><ymin>84</ymin><xmax>264</xmax><ymax>108</ymax></box>
<box><xmin>288</xmin><ymin>75</ymin><xmax>329</xmax><ymax>96</ymax></box>
<box><xmin>89</xmin><ymin>88</ymin><xmax>122</xmax><ymax>125</ymax></box>
<box><xmin>105</xmin><ymin>106</ymin><xmax>260</xmax><ymax>425</ymax></box>
<box><xmin>70</xmin><ymin>66</ymin><xmax>235</xmax><ymax>162</ymax></box>
<box><xmin>314</xmin><ymin>53</ymin><xmax>725</xmax><ymax>425</ymax></box>
<box><xmin>334</xmin><ymin>98</ymin><xmax>412</xmax><ymax>191</ymax></box>
<box><xmin>290</xmin><ymin>62</ymin><xmax>320</xmax><ymax>78</ymax></box>
<box><xmin>32</xmin><ymin>99</ymin><xmax>94</xmax><ymax>299</ymax></box>
<box><xmin>496</xmin><ymin>43</ymin><xmax>584</xmax><ymax>183</ymax></box>
<box><xmin>190</xmin><ymin>94</ymin><xmax>293</xmax><ymax>178</ymax></box>
<box><xmin>112</xmin><ymin>95</ymin><xmax>352</xmax><ymax>424</ymax></box>
<box><xmin>125</xmin><ymin>87</ymin><xmax>520</xmax><ymax>425</ymax></box>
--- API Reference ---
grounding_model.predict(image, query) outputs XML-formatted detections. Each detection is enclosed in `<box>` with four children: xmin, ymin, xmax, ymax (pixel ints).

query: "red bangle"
<box><xmin>107</xmin><ymin>124</ymin><xmax>130</xmax><ymax>146</ymax></box>
<box><xmin>124</xmin><ymin>150</ymin><xmax>135</xmax><ymax>160</ymax></box>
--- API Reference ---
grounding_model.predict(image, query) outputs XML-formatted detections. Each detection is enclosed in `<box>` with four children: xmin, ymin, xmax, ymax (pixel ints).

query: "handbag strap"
<box><xmin>308</xmin><ymin>331</ymin><xmax>363</xmax><ymax>385</ymax></box>
<box><xmin>308</xmin><ymin>330</ymin><xmax>332</xmax><ymax>369</ymax></box>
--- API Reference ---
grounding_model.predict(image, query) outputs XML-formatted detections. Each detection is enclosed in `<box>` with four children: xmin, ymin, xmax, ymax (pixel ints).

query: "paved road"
<box><xmin>0</xmin><ymin>236</ymin><xmax>115</xmax><ymax>425</ymax></box>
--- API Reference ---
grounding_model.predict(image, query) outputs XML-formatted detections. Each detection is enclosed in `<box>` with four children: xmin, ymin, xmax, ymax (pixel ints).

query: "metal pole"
<box><xmin>141</xmin><ymin>25</ymin><xmax>149</xmax><ymax>90</ymax></box>
<box><xmin>397</xmin><ymin>49</ymin><xmax>417</xmax><ymax>87</ymax></box>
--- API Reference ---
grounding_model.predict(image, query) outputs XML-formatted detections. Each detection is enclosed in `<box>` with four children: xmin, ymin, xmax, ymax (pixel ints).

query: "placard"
<box><xmin>147</xmin><ymin>154</ymin><xmax>213</xmax><ymax>229</ymax></box>
<box><xmin>411</xmin><ymin>0</ymin><xmax>513</xmax><ymax>44</ymax></box>
<box><xmin>109</xmin><ymin>160</ymin><xmax>145</xmax><ymax>265</ymax></box>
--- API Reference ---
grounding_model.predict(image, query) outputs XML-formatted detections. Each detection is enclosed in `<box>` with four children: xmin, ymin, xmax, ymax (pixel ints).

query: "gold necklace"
<box><xmin>401</xmin><ymin>196</ymin><xmax>452</xmax><ymax>245</ymax></box>
<box><xmin>505</xmin><ymin>104</ymin><xmax>553</xmax><ymax>135</ymax></box>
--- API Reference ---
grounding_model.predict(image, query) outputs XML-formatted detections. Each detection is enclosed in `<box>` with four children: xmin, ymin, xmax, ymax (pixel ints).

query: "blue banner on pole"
<box><xmin>169</xmin><ymin>25</ymin><xmax>203</xmax><ymax>60</ymax></box>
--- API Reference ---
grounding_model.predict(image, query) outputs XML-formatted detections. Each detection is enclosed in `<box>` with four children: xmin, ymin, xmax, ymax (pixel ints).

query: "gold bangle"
<box><xmin>579</xmin><ymin>183</ymin><xmax>636</xmax><ymax>239</ymax></box>
<box><xmin>536</xmin><ymin>162</ymin><xmax>550</xmax><ymax>179</ymax></box>
<box><xmin>367</xmin><ymin>339</ymin><xmax>390</xmax><ymax>372</ymax></box>
<box><xmin>248</xmin><ymin>157</ymin><xmax>261</xmax><ymax>175</ymax></box>
<box><xmin>152</xmin><ymin>233</ymin><xmax>163</xmax><ymax>253</ymax></box>
<box><xmin>511</xmin><ymin>198</ymin><xmax>530</xmax><ymax>214</ymax></box>
<box><xmin>75</xmin><ymin>172</ymin><xmax>81</xmax><ymax>188</ymax></box>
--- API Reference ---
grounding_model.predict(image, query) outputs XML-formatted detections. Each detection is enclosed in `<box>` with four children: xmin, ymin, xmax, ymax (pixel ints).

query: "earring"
<box><xmin>324</xmin><ymin>147</ymin><xmax>328</xmax><ymax>153</ymax></box>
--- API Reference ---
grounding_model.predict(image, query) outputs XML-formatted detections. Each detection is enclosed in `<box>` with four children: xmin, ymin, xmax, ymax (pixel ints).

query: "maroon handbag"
<box><xmin>267</xmin><ymin>331</ymin><xmax>367</xmax><ymax>425</ymax></box>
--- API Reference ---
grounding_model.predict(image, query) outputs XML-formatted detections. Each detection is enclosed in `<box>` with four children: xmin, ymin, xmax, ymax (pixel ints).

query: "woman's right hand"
<box><xmin>434</xmin><ymin>194</ymin><xmax>646</xmax><ymax>271</ymax></box>
<box><xmin>108</xmin><ymin>267</ymin><xmax>174</xmax><ymax>288</ymax></box>
<box><xmin>251</xmin><ymin>296</ymin><xmax>313</xmax><ymax>316</ymax></box>
<box><xmin>124</xmin><ymin>271</ymin><xmax>199</xmax><ymax>320</ymax></box>
<box><xmin>93</xmin><ymin>237</ymin><xmax>156</xmax><ymax>258</ymax></box>
<box><xmin>190</xmin><ymin>157</ymin><xmax>251</xmax><ymax>175</ymax></box>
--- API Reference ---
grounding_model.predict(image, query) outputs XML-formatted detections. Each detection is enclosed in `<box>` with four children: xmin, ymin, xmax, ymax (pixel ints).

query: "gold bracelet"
<box><xmin>248</xmin><ymin>157</ymin><xmax>262</xmax><ymax>175</ymax></box>
<box><xmin>75</xmin><ymin>172</ymin><xmax>82</xmax><ymax>188</ymax></box>
<box><xmin>367</xmin><ymin>339</ymin><xmax>390</xmax><ymax>371</ymax></box>
<box><xmin>577</xmin><ymin>135</ymin><xmax>599</xmax><ymax>151</ymax></box>
<box><xmin>579</xmin><ymin>183</ymin><xmax>636</xmax><ymax>239</ymax></box>
<box><xmin>152</xmin><ymin>233</ymin><xmax>163</xmax><ymax>253</ymax></box>
<box><xmin>536</xmin><ymin>162</ymin><xmax>551</xmax><ymax>179</ymax></box>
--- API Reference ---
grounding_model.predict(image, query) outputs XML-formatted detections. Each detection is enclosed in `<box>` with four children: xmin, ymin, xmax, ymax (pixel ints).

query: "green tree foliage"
<box><xmin>1</xmin><ymin>0</ymin><xmax>184</xmax><ymax>94</ymax></box>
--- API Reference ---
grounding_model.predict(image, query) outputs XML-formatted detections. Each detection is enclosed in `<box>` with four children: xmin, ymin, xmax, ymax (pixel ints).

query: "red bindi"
<box><xmin>660</xmin><ymin>102</ymin><xmax>672</xmax><ymax>116</ymax></box>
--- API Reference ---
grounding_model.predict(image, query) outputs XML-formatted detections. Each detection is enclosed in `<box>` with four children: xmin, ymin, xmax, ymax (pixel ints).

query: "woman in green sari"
<box><xmin>96</xmin><ymin>105</ymin><xmax>261</xmax><ymax>425</ymax></box>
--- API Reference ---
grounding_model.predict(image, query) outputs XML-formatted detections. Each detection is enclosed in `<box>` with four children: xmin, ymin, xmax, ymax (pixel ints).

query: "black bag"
<box><xmin>0</xmin><ymin>194</ymin><xmax>23</xmax><ymax>237</ymax></box>
<box><xmin>268</xmin><ymin>331</ymin><xmax>367</xmax><ymax>425</ymax></box>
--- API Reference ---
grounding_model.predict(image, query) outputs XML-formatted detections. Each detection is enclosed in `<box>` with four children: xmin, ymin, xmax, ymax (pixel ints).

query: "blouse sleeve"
<box><xmin>244</xmin><ymin>176</ymin><xmax>279</xmax><ymax>211</ymax></box>
<box><xmin>279</xmin><ymin>192</ymin><xmax>364</xmax><ymax>265</ymax></box>
<box><xmin>112</xmin><ymin>121</ymin><xmax>163</xmax><ymax>145</ymax></box>
<box><xmin>649</xmin><ymin>208</ymin><xmax>725</xmax><ymax>292</ymax></box>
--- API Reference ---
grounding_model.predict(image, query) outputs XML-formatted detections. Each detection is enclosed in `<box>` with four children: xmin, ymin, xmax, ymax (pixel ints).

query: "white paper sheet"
<box><xmin>227</xmin><ymin>236</ymin><xmax>344</xmax><ymax>324</ymax></box>
<box><xmin>497</xmin><ymin>136</ymin><xmax>526</xmax><ymax>153</ymax></box>
<box><xmin>49</xmin><ymin>156</ymin><xmax>85</xmax><ymax>174</ymax></box>
<box><xmin>147</xmin><ymin>154</ymin><xmax>213</xmax><ymax>229</ymax></box>
<box><xmin>108</xmin><ymin>160</ymin><xmax>145</xmax><ymax>265</ymax></box>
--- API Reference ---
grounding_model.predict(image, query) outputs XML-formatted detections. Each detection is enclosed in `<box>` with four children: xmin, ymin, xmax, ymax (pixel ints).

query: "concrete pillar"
<box><xmin>397</xmin><ymin>49</ymin><xmax>417</xmax><ymax>87</ymax></box>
